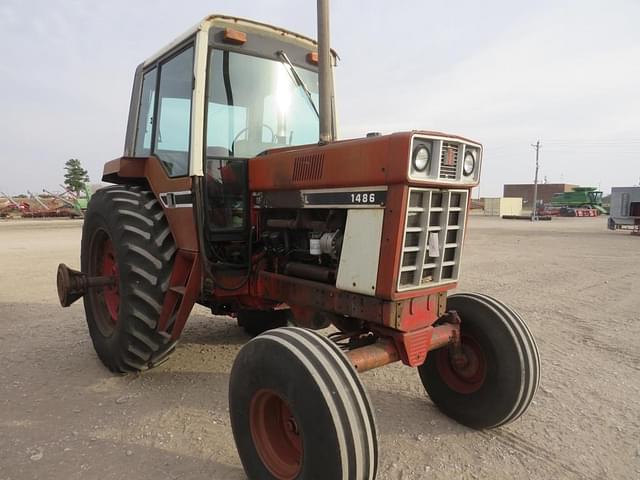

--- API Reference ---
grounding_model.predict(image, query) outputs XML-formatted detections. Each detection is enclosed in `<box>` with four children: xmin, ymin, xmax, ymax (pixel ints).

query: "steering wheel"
<box><xmin>231</xmin><ymin>124</ymin><xmax>276</xmax><ymax>155</ymax></box>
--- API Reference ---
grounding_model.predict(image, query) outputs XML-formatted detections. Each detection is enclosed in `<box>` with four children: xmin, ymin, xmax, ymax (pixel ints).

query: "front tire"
<box><xmin>419</xmin><ymin>293</ymin><xmax>540</xmax><ymax>429</ymax></box>
<box><xmin>81</xmin><ymin>186</ymin><xmax>177</xmax><ymax>373</ymax></box>
<box><xmin>229</xmin><ymin>327</ymin><xmax>378</xmax><ymax>480</ymax></box>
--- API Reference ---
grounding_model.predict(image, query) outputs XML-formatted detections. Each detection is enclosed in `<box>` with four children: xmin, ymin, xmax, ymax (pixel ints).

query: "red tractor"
<box><xmin>57</xmin><ymin>4</ymin><xmax>539</xmax><ymax>479</ymax></box>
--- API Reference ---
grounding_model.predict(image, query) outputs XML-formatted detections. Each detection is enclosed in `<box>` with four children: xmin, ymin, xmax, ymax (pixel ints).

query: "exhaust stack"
<box><xmin>317</xmin><ymin>0</ymin><xmax>334</xmax><ymax>143</ymax></box>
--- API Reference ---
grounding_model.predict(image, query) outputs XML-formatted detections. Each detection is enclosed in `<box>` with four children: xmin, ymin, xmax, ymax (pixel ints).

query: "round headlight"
<box><xmin>463</xmin><ymin>151</ymin><xmax>475</xmax><ymax>176</ymax></box>
<box><xmin>413</xmin><ymin>146</ymin><xmax>430</xmax><ymax>172</ymax></box>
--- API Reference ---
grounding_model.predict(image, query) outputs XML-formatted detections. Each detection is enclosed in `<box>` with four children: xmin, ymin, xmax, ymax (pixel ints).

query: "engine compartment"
<box><xmin>260</xmin><ymin>208</ymin><xmax>346</xmax><ymax>285</ymax></box>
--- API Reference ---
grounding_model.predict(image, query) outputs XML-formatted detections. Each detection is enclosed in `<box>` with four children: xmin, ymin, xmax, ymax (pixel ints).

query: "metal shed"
<box><xmin>608</xmin><ymin>187</ymin><xmax>640</xmax><ymax>233</ymax></box>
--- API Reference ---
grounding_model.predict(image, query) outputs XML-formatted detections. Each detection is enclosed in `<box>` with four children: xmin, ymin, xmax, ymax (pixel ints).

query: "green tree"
<box><xmin>63</xmin><ymin>158</ymin><xmax>89</xmax><ymax>194</ymax></box>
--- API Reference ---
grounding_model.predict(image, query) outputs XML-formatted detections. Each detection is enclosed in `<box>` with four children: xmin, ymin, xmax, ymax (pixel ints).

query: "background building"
<box><xmin>503</xmin><ymin>183</ymin><xmax>578</xmax><ymax>208</ymax></box>
<box><xmin>483</xmin><ymin>197</ymin><xmax>523</xmax><ymax>216</ymax></box>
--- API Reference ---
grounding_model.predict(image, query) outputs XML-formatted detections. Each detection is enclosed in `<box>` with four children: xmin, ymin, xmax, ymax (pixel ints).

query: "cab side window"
<box><xmin>154</xmin><ymin>47</ymin><xmax>194</xmax><ymax>177</ymax></box>
<box><xmin>134</xmin><ymin>69</ymin><xmax>157</xmax><ymax>156</ymax></box>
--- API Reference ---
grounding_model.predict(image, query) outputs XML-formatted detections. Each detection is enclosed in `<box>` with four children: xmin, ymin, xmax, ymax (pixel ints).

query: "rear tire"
<box><xmin>237</xmin><ymin>309</ymin><xmax>292</xmax><ymax>336</ymax></box>
<box><xmin>418</xmin><ymin>293</ymin><xmax>540</xmax><ymax>429</ymax></box>
<box><xmin>229</xmin><ymin>327</ymin><xmax>378</xmax><ymax>480</ymax></box>
<box><xmin>81</xmin><ymin>185</ymin><xmax>177</xmax><ymax>373</ymax></box>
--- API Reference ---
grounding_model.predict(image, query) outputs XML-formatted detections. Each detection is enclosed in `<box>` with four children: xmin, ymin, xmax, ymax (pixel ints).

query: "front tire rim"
<box><xmin>436</xmin><ymin>334</ymin><xmax>487</xmax><ymax>394</ymax></box>
<box><xmin>88</xmin><ymin>229</ymin><xmax>119</xmax><ymax>335</ymax></box>
<box><xmin>249</xmin><ymin>389</ymin><xmax>302</xmax><ymax>479</ymax></box>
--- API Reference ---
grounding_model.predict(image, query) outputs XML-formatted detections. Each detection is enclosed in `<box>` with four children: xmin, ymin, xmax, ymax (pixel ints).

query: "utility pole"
<box><xmin>531</xmin><ymin>140</ymin><xmax>540</xmax><ymax>221</ymax></box>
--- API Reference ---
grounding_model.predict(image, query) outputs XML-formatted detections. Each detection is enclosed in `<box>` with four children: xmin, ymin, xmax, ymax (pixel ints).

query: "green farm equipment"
<box><xmin>550</xmin><ymin>187</ymin><xmax>607</xmax><ymax>214</ymax></box>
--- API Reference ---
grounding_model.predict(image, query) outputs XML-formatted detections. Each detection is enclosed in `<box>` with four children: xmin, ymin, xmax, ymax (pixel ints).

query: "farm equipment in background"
<box><xmin>56</xmin><ymin>3</ymin><xmax>540</xmax><ymax>478</ymax></box>
<box><xmin>43</xmin><ymin>185</ymin><xmax>91</xmax><ymax>218</ymax></box>
<box><xmin>548</xmin><ymin>186</ymin><xmax>607</xmax><ymax>216</ymax></box>
<box><xmin>28</xmin><ymin>190</ymin><xmax>49</xmax><ymax>211</ymax></box>
<box><xmin>59</xmin><ymin>183</ymin><xmax>92</xmax><ymax>211</ymax></box>
<box><xmin>20</xmin><ymin>190</ymin><xmax>71</xmax><ymax>218</ymax></box>
<box><xmin>1</xmin><ymin>188</ymin><xmax>90</xmax><ymax>219</ymax></box>
<box><xmin>0</xmin><ymin>192</ymin><xmax>30</xmax><ymax>217</ymax></box>
<box><xmin>538</xmin><ymin>205</ymin><xmax>599</xmax><ymax>217</ymax></box>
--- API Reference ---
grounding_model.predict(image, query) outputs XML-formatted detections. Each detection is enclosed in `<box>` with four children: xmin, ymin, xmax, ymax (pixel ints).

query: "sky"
<box><xmin>1</xmin><ymin>0</ymin><xmax>639</xmax><ymax>197</ymax></box>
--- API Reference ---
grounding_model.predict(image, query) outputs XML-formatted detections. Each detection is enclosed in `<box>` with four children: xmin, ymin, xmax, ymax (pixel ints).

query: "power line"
<box><xmin>544</xmin><ymin>139</ymin><xmax>640</xmax><ymax>145</ymax></box>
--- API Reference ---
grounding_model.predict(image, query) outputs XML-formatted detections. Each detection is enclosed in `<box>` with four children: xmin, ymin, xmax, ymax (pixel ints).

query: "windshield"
<box><xmin>206</xmin><ymin>49</ymin><xmax>320</xmax><ymax>158</ymax></box>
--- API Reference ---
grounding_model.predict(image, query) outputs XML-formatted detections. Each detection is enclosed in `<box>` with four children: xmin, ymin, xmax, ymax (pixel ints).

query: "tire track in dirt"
<box><xmin>478</xmin><ymin>429</ymin><xmax>586</xmax><ymax>478</ymax></box>
<box><xmin>534</xmin><ymin>307</ymin><xmax>640</xmax><ymax>368</ymax></box>
<box><xmin>577</xmin><ymin>334</ymin><xmax>640</xmax><ymax>367</ymax></box>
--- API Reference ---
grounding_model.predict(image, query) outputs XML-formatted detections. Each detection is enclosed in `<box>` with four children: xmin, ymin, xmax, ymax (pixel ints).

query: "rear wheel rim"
<box><xmin>89</xmin><ymin>229</ymin><xmax>119</xmax><ymax>335</ymax></box>
<box><xmin>249</xmin><ymin>389</ymin><xmax>302</xmax><ymax>479</ymax></box>
<box><xmin>436</xmin><ymin>334</ymin><xmax>487</xmax><ymax>394</ymax></box>
<box><xmin>101</xmin><ymin>239</ymin><xmax>119</xmax><ymax>323</ymax></box>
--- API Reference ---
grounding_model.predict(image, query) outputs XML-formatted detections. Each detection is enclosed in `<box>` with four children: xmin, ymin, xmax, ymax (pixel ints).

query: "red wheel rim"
<box><xmin>99</xmin><ymin>238</ymin><xmax>119</xmax><ymax>324</ymax></box>
<box><xmin>249</xmin><ymin>390</ymin><xmax>302</xmax><ymax>479</ymax></box>
<box><xmin>436</xmin><ymin>335</ymin><xmax>487</xmax><ymax>394</ymax></box>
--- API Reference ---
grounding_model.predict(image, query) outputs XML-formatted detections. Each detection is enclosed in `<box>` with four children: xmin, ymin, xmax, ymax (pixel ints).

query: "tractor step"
<box><xmin>157</xmin><ymin>250</ymin><xmax>201</xmax><ymax>340</ymax></box>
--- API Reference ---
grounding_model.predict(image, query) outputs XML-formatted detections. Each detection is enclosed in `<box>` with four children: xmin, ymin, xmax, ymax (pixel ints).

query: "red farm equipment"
<box><xmin>1</xmin><ymin>192</ymin><xmax>30</xmax><ymax>217</ymax></box>
<box><xmin>56</xmin><ymin>3</ymin><xmax>539</xmax><ymax>478</ymax></box>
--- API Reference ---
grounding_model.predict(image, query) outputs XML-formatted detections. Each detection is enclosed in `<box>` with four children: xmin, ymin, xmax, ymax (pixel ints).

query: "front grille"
<box><xmin>398</xmin><ymin>188</ymin><xmax>468</xmax><ymax>291</ymax></box>
<box><xmin>439</xmin><ymin>142</ymin><xmax>459</xmax><ymax>179</ymax></box>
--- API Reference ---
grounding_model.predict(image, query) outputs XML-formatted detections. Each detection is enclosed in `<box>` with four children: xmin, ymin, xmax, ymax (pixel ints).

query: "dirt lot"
<box><xmin>1</xmin><ymin>216</ymin><xmax>639</xmax><ymax>479</ymax></box>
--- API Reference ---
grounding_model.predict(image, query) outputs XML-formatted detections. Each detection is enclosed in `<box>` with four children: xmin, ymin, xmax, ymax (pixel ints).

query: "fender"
<box><xmin>103</xmin><ymin>156</ymin><xmax>199</xmax><ymax>252</ymax></box>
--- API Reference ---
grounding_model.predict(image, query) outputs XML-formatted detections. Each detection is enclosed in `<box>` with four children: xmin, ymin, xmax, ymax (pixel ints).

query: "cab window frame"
<box><xmin>133</xmin><ymin>41</ymin><xmax>196</xmax><ymax>178</ymax></box>
<box><xmin>202</xmin><ymin>48</ymin><xmax>251</xmax><ymax>241</ymax></box>
<box><xmin>133</xmin><ymin>68</ymin><xmax>157</xmax><ymax>157</ymax></box>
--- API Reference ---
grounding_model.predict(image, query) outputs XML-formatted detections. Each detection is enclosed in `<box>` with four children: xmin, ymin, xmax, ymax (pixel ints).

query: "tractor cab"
<box><xmin>120</xmin><ymin>15</ymin><xmax>334</xmax><ymax>259</ymax></box>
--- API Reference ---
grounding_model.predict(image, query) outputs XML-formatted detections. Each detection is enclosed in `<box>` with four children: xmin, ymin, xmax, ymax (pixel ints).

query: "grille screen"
<box><xmin>398</xmin><ymin>188</ymin><xmax>468</xmax><ymax>290</ymax></box>
<box><xmin>292</xmin><ymin>153</ymin><xmax>324</xmax><ymax>182</ymax></box>
<box><xmin>439</xmin><ymin>142</ymin><xmax>459</xmax><ymax>179</ymax></box>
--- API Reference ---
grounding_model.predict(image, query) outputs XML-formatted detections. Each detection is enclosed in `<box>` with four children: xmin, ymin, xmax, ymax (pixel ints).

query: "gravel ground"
<box><xmin>1</xmin><ymin>216</ymin><xmax>639</xmax><ymax>479</ymax></box>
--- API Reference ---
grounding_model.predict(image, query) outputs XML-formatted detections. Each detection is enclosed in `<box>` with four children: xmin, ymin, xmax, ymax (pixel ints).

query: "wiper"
<box><xmin>277</xmin><ymin>50</ymin><xmax>319</xmax><ymax>118</ymax></box>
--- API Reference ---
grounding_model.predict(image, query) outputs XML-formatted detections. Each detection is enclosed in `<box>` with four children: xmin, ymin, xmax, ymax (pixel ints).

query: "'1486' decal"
<box><xmin>304</xmin><ymin>190</ymin><xmax>387</xmax><ymax>207</ymax></box>
<box><xmin>350</xmin><ymin>192</ymin><xmax>377</xmax><ymax>203</ymax></box>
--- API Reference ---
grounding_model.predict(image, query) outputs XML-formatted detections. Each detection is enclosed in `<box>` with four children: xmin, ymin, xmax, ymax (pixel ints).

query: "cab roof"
<box><xmin>143</xmin><ymin>14</ymin><xmax>333</xmax><ymax>67</ymax></box>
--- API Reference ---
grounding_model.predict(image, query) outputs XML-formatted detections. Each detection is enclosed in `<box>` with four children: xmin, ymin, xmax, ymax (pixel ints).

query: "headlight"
<box><xmin>412</xmin><ymin>145</ymin><xmax>430</xmax><ymax>172</ymax></box>
<box><xmin>463</xmin><ymin>151</ymin><xmax>475</xmax><ymax>176</ymax></box>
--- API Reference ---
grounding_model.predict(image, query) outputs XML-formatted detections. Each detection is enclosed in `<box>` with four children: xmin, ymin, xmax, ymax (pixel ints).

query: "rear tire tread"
<box><xmin>82</xmin><ymin>185</ymin><xmax>177</xmax><ymax>374</ymax></box>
